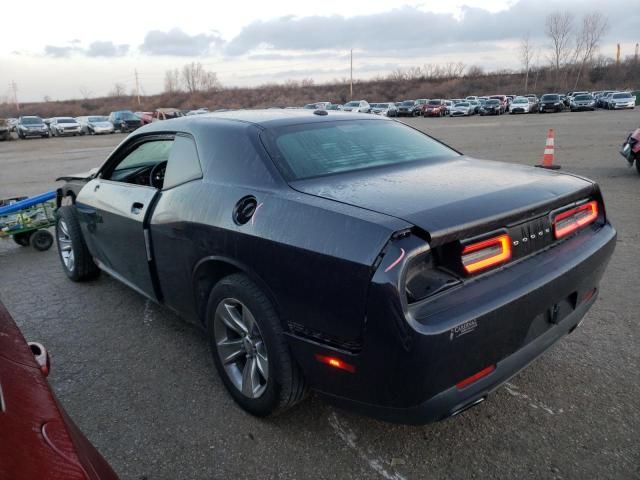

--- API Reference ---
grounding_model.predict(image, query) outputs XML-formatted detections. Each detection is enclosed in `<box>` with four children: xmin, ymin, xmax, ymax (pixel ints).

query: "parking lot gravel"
<box><xmin>1</xmin><ymin>109</ymin><xmax>638</xmax><ymax>479</ymax></box>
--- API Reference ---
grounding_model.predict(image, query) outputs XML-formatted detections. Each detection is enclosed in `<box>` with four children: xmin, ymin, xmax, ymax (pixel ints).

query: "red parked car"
<box><xmin>0</xmin><ymin>301</ymin><xmax>118</xmax><ymax>480</ymax></box>
<box><xmin>423</xmin><ymin>99</ymin><xmax>447</xmax><ymax>117</ymax></box>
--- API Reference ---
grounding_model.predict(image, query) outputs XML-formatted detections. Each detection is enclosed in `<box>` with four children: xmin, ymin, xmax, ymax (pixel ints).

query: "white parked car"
<box><xmin>49</xmin><ymin>117</ymin><xmax>82</xmax><ymax>137</ymax></box>
<box><xmin>450</xmin><ymin>102</ymin><xmax>473</xmax><ymax>116</ymax></box>
<box><xmin>303</xmin><ymin>102</ymin><xmax>332</xmax><ymax>110</ymax></box>
<box><xmin>509</xmin><ymin>97</ymin><xmax>532</xmax><ymax>114</ymax></box>
<box><xmin>607</xmin><ymin>92</ymin><xmax>636</xmax><ymax>110</ymax></box>
<box><xmin>342</xmin><ymin>100</ymin><xmax>371</xmax><ymax>113</ymax></box>
<box><xmin>77</xmin><ymin>116</ymin><xmax>115</xmax><ymax>135</ymax></box>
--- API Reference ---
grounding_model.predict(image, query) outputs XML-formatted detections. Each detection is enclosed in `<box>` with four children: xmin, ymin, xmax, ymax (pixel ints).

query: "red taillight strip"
<box><xmin>553</xmin><ymin>200</ymin><xmax>598</xmax><ymax>239</ymax></box>
<box><xmin>461</xmin><ymin>234</ymin><xmax>512</xmax><ymax>274</ymax></box>
<box><xmin>456</xmin><ymin>365</ymin><xmax>496</xmax><ymax>389</ymax></box>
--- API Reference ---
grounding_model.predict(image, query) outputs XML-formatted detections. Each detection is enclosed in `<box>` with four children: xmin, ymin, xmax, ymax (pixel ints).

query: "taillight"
<box><xmin>553</xmin><ymin>200</ymin><xmax>598</xmax><ymax>239</ymax></box>
<box><xmin>461</xmin><ymin>234</ymin><xmax>512</xmax><ymax>274</ymax></box>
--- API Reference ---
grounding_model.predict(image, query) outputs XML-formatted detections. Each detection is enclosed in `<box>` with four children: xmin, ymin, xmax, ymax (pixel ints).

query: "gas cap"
<box><xmin>233</xmin><ymin>196</ymin><xmax>258</xmax><ymax>225</ymax></box>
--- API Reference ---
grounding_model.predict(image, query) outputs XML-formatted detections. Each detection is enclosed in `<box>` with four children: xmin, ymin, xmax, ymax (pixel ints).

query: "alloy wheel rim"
<box><xmin>57</xmin><ymin>220</ymin><xmax>75</xmax><ymax>271</ymax></box>
<box><xmin>213</xmin><ymin>298</ymin><xmax>268</xmax><ymax>398</ymax></box>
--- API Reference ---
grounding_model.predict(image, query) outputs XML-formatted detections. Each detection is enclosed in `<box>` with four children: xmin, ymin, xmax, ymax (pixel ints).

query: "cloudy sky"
<box><xmin>1</xmin><ymin>0</ymin><xmax>638</xmax><ymax>102</ymax></box>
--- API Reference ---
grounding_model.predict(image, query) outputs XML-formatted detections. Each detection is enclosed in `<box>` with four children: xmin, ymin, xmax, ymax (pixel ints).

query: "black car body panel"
<box><xmin>56</xmin><ymin>110</ymin><xmax>616</xmax><ymax>424</ymax></box>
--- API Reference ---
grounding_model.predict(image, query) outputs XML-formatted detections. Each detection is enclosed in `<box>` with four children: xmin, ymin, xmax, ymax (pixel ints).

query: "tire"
<box><xmin>56</xmin><ymin>206</ymin><xmax>100</xmax><ymax>281</ymax></box>
<box><xmin>30</xmin><ymin>230</ymin><xmax>54</xmax><ymax>251</ymax></box>
<box><xmin>13</xmin><ymin>231</ymin><xmax>33</xmax><ymax>247</ymax></box>
<box><xmin>206</xmin><ymin>273</ymin><xmax>306</xmax><ymax>417</ymax></box>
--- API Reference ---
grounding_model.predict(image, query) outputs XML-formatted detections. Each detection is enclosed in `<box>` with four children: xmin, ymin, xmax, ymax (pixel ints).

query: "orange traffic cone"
<box><xmin>536</xmin><ymin>128</ymin><xmax>561</xmax><ymax>169</ymax></box>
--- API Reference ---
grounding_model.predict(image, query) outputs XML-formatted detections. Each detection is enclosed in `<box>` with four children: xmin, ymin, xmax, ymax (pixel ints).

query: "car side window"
<box><xmin>104</xmin><ymin>139</ymin><xmax>173</xmax><ymax>182</ymax></box>
<box><xmin>163</xmin><ymin>135</ymin><xmax>203</xmax><ymax>190</ymax></box>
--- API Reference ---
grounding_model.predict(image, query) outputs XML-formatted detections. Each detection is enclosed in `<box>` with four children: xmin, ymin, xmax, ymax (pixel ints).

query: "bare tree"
<box><xmin>79</xmin><ymin>86</ymin><xmax>93</xmax><ymax>99</ymax></box>
<box><xmin>181</xmin><ymin>62</ymin><xmax>221</xmax><ymax>93</ymax></box>
<box><xmin>109</xmin><ymin>83</ymin><xmax>126</xmax><ymax>97</ymax></box>
<box><xmin>572</xmin><ymin>12</ymin><xmax>608</xmax><ymax>90</ymax></box>
<box><xmin>465</xmin><ymin>65</ymin><xmax>485</xmax><ymax>77</ymax></box>
<box><xmin>545</xmin><ymin>12</ymin><xmax>573</xmax><ymax>88</ymax></box>
<box><xmin>163</xmin><ymin>68</ymin><xmax>181</xmax><ymax>93</ymax></box>
<box><xmin>519</xmin><ymin>33</ymin><xmax>536</xmax><ymax>93</ymax></box>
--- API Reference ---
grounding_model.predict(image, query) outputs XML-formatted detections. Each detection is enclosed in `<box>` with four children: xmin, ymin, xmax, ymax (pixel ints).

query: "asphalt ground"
<box><xmin>0</xmin><ymin>108</ymin><xmax>638</xmax><ymax>479</ymax></box>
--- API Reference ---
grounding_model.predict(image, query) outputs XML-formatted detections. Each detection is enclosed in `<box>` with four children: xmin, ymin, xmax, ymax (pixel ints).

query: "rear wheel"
<box><xmin>56</xmin><ymin>206</ymin><xmax>100</xmax><ymax>281</ymax></box>
<box><xmin>206</xmin><ymin>273</ymin><xmax>306</xmax><ymax>417</ymax></box>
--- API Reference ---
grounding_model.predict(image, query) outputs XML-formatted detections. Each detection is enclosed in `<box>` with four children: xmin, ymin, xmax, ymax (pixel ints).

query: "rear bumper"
<box><xmin>320</xmin><ymin>294</ymin><xmax>594</xmax><ymax>424</ymax></box>
<box><xmin>288</xmin><ymin>222</ymin><xmax>616</xmax><ymax>424</ymax></box>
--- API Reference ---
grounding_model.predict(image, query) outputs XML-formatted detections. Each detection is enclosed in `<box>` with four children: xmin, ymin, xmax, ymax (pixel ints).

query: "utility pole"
<box><xmin>616</xmin><ymin>44</ymin><xmax>621</xmax><ymax>65</ymax></box>
<box><xmin>134</xmin><ymin>69</ymin><xmax>141</xmax><ymax>106</ymax></box>
<box><xmin>635</xmin><ymin>43</ymin><xmax>639</xmax><ymax>63</ymax></box>
<box><xmin>349</xmin><ymin>49</ymin><xmax>353</xmax><ymax>99</ymax></box>
<box><xmin>10</xmin><ymin>81</ymin><xmax>19</xmax><ymax>112</ymax></box>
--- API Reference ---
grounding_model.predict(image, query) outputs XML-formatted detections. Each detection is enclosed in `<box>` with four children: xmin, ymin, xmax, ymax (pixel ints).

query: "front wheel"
<box><xmin>206</xmin><ymin>274</ymin><xmax>306</xmax><ymax>417</ymax></box>
<box><xmin>56</xmin><ymin>206</ymin><xmax>100</xmax><ymax>281</ymax></box>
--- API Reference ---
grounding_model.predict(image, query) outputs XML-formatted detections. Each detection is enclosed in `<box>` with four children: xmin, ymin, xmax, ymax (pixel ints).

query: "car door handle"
<box><xmin>131</xmin><ymin>202</ymin><xmax>144</xmax><ymax>215</ymax></box>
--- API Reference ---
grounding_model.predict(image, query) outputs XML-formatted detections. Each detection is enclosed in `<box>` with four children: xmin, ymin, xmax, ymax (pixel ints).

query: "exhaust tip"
<box><xmin>450</xmin><ymin>396</ymin><xmax>486</xmax><ymax>417</ymax></box>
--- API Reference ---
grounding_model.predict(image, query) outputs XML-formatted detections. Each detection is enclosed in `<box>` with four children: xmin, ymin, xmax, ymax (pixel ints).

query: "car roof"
<box><xmin>136</xmin><ymin>109</ymin><xmax>388</xmax><ymax>132</ymax></box>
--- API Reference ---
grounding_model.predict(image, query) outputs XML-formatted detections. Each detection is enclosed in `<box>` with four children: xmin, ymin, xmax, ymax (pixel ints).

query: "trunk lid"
<box><xmin>290</xmin><ymin>156</ymin><xmax>594</xmax><ymax>244</ymax></box>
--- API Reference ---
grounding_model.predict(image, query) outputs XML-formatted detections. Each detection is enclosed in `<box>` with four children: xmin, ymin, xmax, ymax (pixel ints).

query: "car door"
<box><xmin>76</xmin><ymin>136</ymin><xmax>174</xmax><ymax>300</ymax></box>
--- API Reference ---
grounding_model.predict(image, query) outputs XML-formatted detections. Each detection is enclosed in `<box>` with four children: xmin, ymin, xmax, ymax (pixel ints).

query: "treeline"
<box><xmin>2</xmin><ymin>56</ymin><xmax>638</xmax><ymax>118</ymax></box>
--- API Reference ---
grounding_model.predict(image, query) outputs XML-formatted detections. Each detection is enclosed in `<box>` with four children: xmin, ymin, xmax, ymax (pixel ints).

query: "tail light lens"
<box><xmin>553</xmin><ymin>200</ymin><xmax>598</xmax><ymax>239</ymax></box>
<box><xmin>461</xmin><ymin>234</ymin><xmax>512</xmax><ymax>274</ymax></box>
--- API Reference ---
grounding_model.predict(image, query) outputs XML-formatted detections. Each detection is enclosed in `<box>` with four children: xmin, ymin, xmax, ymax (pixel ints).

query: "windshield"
<box><xmin>455</xmin><ymin>102</ymin><xmax>469</xmax><ymax>107</ymax></box>
<box><xmin>401</xmin><ymin>101</ymin><xmax>415</xmax><ymax>106</ymax></box>
<box><xmin>58</xmin><ymin>118</ymin><xmax>76</xmax><ymax>123</ymax></box>
<box><xmin>345</xmin><ymin>102</ymin><xmax>360</xmax><ymax>107</ymax></box>
<box><xmin>22</xmin><ymin>117</ymin><xmax>43</xmax><ymax>125</ymax></box>
<box><xmin>89</xmin><ymin>116</ymin><xmax>108</xmax><ymax>122</ymax></box>
<box><xmin>485</xmin><ymin>100</ymin><xmax>499</xmax><ymax>105</ymax></box>
<box><xmin>613</xmin><ymin>93</ymin><xmax>631</xmax><ymax>99</ymax></box>
<box><xmin>303</xmin><ymin>104</ymin><xmax>318</xmax><ymax>109</ymax></box>
<box><xmin>116</xmin><ymin>111</ymin><xmax>138</xmax><ymax>120</ymax></box>
<box><xmin>574</xmin><ymin>95</ymin><xmax>592</xmax><ymax>101</ymax></box>
<box><xmin>513</xmin><ymin>98</ymin><xmax>528</xmax><ymax>104</ymax></box>
<box><xmin>428</xmin><ymin>100</ymin><xmax>441</xmax><ymax>105</ymax></box>
<box><xmin>377</xmin><ymin>103</ymin><xmax>389</xmax><ymax>108</ymax></box>
<box><xmin>264</xmin><ymin>120</ymin><xmax>457</xmax><ymax>180</ymax></box>
<box><xmin>541</xmin><ymin>95</ymin><xmax>559</xmax><ymax>101</ymax></box>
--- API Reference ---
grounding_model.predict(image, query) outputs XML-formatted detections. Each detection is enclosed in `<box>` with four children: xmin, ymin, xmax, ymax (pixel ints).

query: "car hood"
<box><xmin>290</xmin><ymin>157</ymin><xmax>594</xmax><ymax>243</ymax></box>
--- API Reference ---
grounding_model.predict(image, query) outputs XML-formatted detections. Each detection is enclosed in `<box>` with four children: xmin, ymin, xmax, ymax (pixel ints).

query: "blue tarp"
<box><xmin>0</xmin><ymin>191</ymin><xmax>56</xmax><ymax>216</ymax></box>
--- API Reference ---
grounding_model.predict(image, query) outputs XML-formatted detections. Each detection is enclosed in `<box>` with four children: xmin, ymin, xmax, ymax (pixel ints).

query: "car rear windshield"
<box><xmin>263</xmin><ymin>120</ymin><xmax>458</xmax><ymax>180</ymax></box>
<box><xmin>542</xmin><ymin>94</ymin><xmax>559</xmax><ymax>101</ymax></box>
<box><xmin>613</xmin><ymin>93</ymin><xmax>631</xmax><ymax>99</ymax></box>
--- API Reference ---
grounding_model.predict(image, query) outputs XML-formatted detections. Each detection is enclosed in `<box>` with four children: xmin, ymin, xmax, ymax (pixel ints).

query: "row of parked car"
<box><xmin>303</xmin><ymin>90</ymin><xmax>637</xmax><ymax>118</ymax></box>
<box><xmin>2</xmin><ymin>107</ymin><xmax>211</xmax><ymax>140</ymax></box>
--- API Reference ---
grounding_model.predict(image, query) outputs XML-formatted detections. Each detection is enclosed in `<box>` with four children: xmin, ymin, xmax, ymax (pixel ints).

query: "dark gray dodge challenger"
<box><xmin>55</xmin><ymin>110</ymin><xmax>616</xmax><ymax>424</ymax></box>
